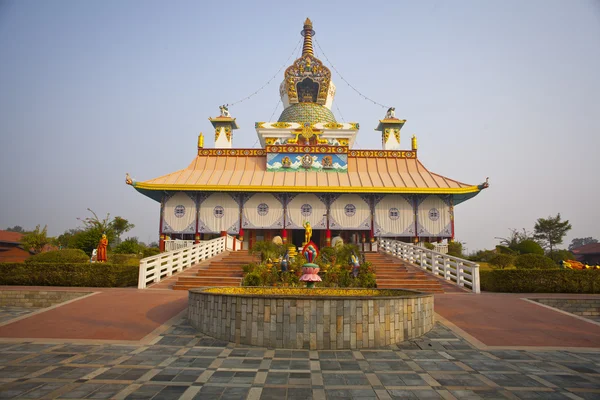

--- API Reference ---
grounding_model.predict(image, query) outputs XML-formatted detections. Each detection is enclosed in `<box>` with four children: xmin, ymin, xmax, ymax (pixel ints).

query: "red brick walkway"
<box><xmin>435</xmin><ymin>292</ymin><xmax>600</xmax><ymax>348</ymax></box>
<box><xmin>0</xmin><ymin>287</ymin><xmax>187</xmax><ymax>341</ymax></box>
<box><xmin>1</xmin><ymin>287</ymin><xmax>599</xmax><ymax>348</ymax></box>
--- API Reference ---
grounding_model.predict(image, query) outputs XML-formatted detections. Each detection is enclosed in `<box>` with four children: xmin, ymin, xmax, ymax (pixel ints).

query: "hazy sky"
<box><xmin>1</xmin><ymin>0</ymin><xmax>598</xmax><ymax>253</ymax></box>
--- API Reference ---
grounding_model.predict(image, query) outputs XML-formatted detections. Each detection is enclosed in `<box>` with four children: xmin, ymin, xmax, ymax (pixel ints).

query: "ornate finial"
<box><xmin>411</xmin><ymin>134</ymin><xmax>418</xmax><ymax>151</ymax></box>
<box><xmin>301</xmin><ymin>18</ymin><xmax>315</xmax><ymax>57</ymax></box>
<box><xmin>385</xmin><ymin>107</ymin><xmax>396</xmax><ymax>119</ymax></box>
<box><xmin>125</xmin><ymin>173</ymin><xmax>133</xmax><ymax>185</ymax></box>
<box><xmin>219</xmin><ymin>104</ymin><xmax>230</xmax><ymax>117</ymax></box>
<box><xmin>198</xmin><ymin>132</ymin><xmax>204</xmax><ymax>149</ymax></box>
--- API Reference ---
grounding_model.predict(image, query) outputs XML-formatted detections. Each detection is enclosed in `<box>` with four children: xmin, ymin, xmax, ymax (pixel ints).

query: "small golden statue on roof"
<box><xmin>125</xmin><ymin>173</ymin><xmax>133</xmax><ymax>185</ymax></box>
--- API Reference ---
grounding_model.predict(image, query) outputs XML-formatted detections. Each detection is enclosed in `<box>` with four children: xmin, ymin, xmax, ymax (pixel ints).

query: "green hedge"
<box><xmin>25</xmin><ymin>249</ymin><xmax>89</xmax><ymax>264</ymax></box>
<box><xmin>481</xmin><ymin>270</ymin><xmax>600</xmax><ymax>293</ymax></box>
<box><xmin>0</xmin><ymin>263</ymin><xmax>138</xmax><ymax>287</ymax></box>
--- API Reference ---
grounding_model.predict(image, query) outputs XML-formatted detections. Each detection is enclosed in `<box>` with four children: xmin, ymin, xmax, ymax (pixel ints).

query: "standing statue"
<box><xmin>280</xmin><ymin>250</ymin><xmax>289</xmax><ymax>272</ymax></box>
<box><xmin>350</xmin><ymin>252</ymin><xmax>360</xmax><ymax>278</ymax></box>
<box><xmin>97</xmin><ymin>234</ymin><xmax>108</xmax><ymax>263</ymax></box>
<box><xmin>219</xmin><ymin>104</ymin><xmax>231</xmax><ymax>117</ymax></box>
<box><xmin>303</xmin><ymin>221</ymin><xmax>312</xmax><ymax>244</ymax></box>
<box><xmin>385</xmin><ymin>107</ymin><xmax>395</xmax><ymax>119</ymax></box>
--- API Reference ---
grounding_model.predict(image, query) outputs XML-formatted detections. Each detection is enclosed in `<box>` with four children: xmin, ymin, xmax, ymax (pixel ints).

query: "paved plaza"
<box><xmin>0</xmin><ymin>310</ymin><xmax>599</xmax><ymax>399</ymax></box>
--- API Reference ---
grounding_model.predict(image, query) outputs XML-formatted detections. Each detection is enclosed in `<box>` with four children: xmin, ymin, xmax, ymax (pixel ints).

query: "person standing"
<box><xmin>97</xmin><ymin>234</ymin><xmax>108</xmax><ymax>262</ymax></box>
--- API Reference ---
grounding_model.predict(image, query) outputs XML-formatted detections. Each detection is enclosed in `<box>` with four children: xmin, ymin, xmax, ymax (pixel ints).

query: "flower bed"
<box><xmin>188</xmin><ymin>287</ymin><xmax>434</xmax><ymax>349</ymax></box>
<box><xmin>204</xmin><ymin>287</ymin><xmax>418</xmax><ymax>297</ymax></box>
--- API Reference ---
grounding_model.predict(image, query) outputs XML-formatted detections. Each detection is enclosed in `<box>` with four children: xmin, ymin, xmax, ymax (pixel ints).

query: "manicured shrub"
<box><xmin>447</xmin><ymin>242</ymin><xmax>463</xmax><ymax>257</ymax></box>
<box><xmin>0</xmin><ymin>263</ymin><xmax>138</xmax><ymax>287</ymax></box>
<box><xmin>108</xmin><ymin>254</ymin><xmax>140</xmax><ymax>266</ymax></box>
<box><xmin>142</xmin><ymin>247</ymin><xmax>160</xmax><ymax>258</ymax></box>
<box><xmin>468</xmin><ymin>249</ymin><xmax>496</xmax><ymax>263</ymax></box>
<box><xmin>514</xmin><ymin>240</ymin><xmax>544</xmax><ymax>255</ymax></box>
<box><xmin>488</xmin><ymin>254</ymin><xmax>514</xmax><ymax>269</ymax></box>
<box><xmin>514</xmin><ymin>254</ymin><xmax>556</xmax><ymax>269</ymax></box>
<box><xmin>480</xmin><ymin>270</ymin><xmax>600</xmax><ymax>293</ymax></box>
<box><xmin>495</xmin><ymin>245</ymin><xmax>517</xmax><ymax>255</ymax></box>
<box><xmin>242</xmin><ymin>272</ymin><xmax>261</xmax><ymax>287</ymax></box>
<box><xmin>424</xmin><ymin>242</ymin><xmax>435</xmax><ymax>250</ymax></box>
<box><xmin>25</xmin><ymin>249</ymin><xmax>89</xmax><ymax>264</ymax></box>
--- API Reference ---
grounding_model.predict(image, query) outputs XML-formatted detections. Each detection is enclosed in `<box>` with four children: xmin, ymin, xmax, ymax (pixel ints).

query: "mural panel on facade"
<box><xmin>329</xmin><ymin>194</ymin><xmax>371</xmax><ymax>230</ymax></box>
<box><xmin>373</xmin><ymin>194</ymin><xmax>415</xmax><ymax>237</ymax></box>
<box><xmin>267</xmin><ymin>153</ymin><xmax>347</xmax><ymax>172</ymax></box>
<box><xmin>286</xmin><ymin>193</ymin><xmax>327</xmax><ymax>230</ymax></box>
<box><xmin>416</xmin><ymin>195</ymin><xmax>451</xmax><ymax>237</ymax></box>
<box><xmin>162</xmin><ymin>192</ymin><xmax>196</xmax><ymax>234</ymax></box>
<box><xmin>198</xmin><ymin>193</ymin><xmax>240</xmax><ymax>234</ymax></box>
<box><xmin>241</xmin><ymin>193</ymin><xmax>285</xmax><ymax>229</ymax></box>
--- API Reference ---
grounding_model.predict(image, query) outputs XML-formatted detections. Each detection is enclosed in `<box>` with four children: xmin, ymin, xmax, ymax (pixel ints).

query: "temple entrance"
<box><xmin>290</xmin><ymin>229</ymin><xmax>322</xmax><ymax>248</ymax></box>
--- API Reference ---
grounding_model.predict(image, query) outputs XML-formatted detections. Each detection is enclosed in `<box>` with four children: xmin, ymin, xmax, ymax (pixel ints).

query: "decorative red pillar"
<box><xmin>282</xmin><ymin>229</ymin><xmax>287</xmax><ymax>244</ymax></box>
<box><xmin>159</xmin><ymin>197</ymin><xmax>165</xmax><ymax>252</ymax></box>
<box><xmin>450</xmin><ymin>200</ymin><xmax>455</xmax><ymax>242</ymax></box>
<box><xmin>194</xmin><ymin>233</ymin><xmax>200</xmax><ymax>244</ymax></box>
<box><xmin>325</xmin><ymin>229</ymin><xmax>331</xmax><ymax>247</ymax></box>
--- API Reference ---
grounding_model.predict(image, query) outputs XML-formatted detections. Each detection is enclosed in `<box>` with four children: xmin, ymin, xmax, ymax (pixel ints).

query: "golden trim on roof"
<box><xmin>134</xmin><ymin>181</ymin><xmax>482</xmax><ymax>195</ymax></box>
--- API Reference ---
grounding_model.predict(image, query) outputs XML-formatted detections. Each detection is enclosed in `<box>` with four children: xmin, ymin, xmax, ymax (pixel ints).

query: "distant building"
<box><xmin>572</xmin><ymin>243</ymin><xmax>600</xmax><ymax>265</ymax></box>
<box><xmin>127</xmin><ymin>19</ymin><xmax>488</xmax><ymax>251</ymax></box>
<box><xmin>0</xmin><ymin>230</ymin><xmax>31</xmax><ymax>263</ymax></box>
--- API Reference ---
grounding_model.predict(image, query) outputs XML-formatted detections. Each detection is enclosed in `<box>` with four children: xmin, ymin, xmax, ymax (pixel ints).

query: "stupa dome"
<box><xmin>278</xmin><ymin>103</ymin><xmax>337</xmax><ymax>125</ymax></box>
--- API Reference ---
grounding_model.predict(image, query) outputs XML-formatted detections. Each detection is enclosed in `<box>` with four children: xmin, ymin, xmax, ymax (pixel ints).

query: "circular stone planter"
<box><xmin>188</xmin><ymin>288</ymin><xmax>434</xmax><ymax>349</ymax></box>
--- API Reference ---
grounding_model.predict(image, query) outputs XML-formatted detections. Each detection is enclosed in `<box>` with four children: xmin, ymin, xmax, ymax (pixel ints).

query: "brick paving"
<box><xmin>1</xmin><ymin>314</ymin><xmax>600</xmax><ymax>400</ymax></box>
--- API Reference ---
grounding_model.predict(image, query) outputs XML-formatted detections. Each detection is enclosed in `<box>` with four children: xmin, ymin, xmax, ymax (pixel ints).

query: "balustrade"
<box><xmin>378</xmin><ymin>239</ymin><xmax>480</xmax><ymax>293</ymax></box>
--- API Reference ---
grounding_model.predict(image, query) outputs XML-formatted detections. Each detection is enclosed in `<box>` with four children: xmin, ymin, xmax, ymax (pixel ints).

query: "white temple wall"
<box><xmin>416</xmin><ymin>195</ymin><xmax>452</xmax><ymax>237</ymax></box>
<box><xmin>373</xmin><ymin>194</ymin><xmax>415</xmax><ymax>237</ymax></box>
<box><xmin>242</xmin><ymin>193</ymin><xmax>284</xmax><ymax>229</ymax></box>
<box><xmin>329</xmin><ymin>194</ymin><xmax>371</xmax><ymax>230</ymax></box>
<box><xmin>285</xmin><ymin>193</ymin><xmax>327</xmax><ymax>230</ymax></box>
<box><xmin>162</xmin><ymin>192</ymin><xmax>196</xmax><ymax>234</ymax></box>
<box><xmin>198</xmin><ymin>193</ymin><xmax>240</xmax><ymax>234</ymax></box>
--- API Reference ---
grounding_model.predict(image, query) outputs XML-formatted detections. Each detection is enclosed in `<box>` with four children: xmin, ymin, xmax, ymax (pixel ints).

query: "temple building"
<box><xmin>127</xmin><ymin>19</ymin><xmax>488</xmax><ymax>251</ymax></box>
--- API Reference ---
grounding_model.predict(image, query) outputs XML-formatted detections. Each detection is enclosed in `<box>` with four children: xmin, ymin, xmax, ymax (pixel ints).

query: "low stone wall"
<box><xmin>534</xmin><ymin>298</ymin><xmax>600</xmax><ymax>318</ymax></box>
<box><xmin>0</xmin><ymin>290</ymin><xmax>90</xmax><ymax>308</ymax></box>
<box><xmin>188</xmin><ymin>288</ymin><xmax>434</xmax><ymax>349</ymax></box>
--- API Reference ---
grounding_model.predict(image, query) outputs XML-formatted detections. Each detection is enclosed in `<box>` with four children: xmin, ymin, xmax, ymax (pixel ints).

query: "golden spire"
<box><xmin>301</xmin><ymin>18</ymin><xmax>315</xmax><ymax>57</ymax></box>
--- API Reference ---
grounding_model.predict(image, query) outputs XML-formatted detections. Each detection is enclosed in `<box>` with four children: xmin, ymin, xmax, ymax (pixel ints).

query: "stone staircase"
<box><xmin>365</xmin><ymin>252</ymin><xmax>466</xmax><ymax>294</ymax></box>
<box><xmin>171</xmin><ymin>251</ymin><xmax>258</xmax><ymax>290</ymax></box>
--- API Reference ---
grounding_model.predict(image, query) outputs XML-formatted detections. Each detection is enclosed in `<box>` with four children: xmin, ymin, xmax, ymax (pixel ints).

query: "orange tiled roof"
<box><xmin>0</xmin><ymin>230</ymin><xmax>24</xmax><ymax>244</ymax></box>
<box><xmin>134</xmin><ymin>154</ymin><xmax>480</xmax><ymax>195</ymax></box>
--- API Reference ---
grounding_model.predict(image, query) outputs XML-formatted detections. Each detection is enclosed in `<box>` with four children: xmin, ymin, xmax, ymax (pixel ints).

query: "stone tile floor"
<box><xmin>0</xmin><ymin>318</ymin><xmax>599</xmax><ymax>400</ymax></box>
<box><xmin>0</xmin><ymin>307</ymin><xmax>38</xmax><ymax>324</ymax></box>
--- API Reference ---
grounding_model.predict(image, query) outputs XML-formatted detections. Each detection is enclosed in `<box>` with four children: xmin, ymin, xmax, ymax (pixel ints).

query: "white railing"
<box><xmin>378</xmin><ymin>239</ymin><xmax>480</xmax><ymax>293</ymax></box>
<box><xmin>433</xmin><ymin>243</ymin><xmax>448</xmax><ymax>254</ymax></box>
<box><xmin>138</xmin><ymin>235</ymin><xmax>243</xmax><ymax>289</ymax></box>
<box><xmin>164</xmin><ymin>240</ymin><xmax>194</xmax><ymax>252</ymax></box>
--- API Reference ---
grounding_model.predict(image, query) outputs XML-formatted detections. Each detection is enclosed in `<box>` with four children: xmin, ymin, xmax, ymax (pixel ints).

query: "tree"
<box><xmin>533</xmin><ymin>213</ymin><xmax>572</xmax><ymax>255</ymax></box>
<box><xmin>77</xmin><ymin>209</ymin><xmax>135</xmax><ymax>249</ymax></box>
<box><xmin>5</xmin><ymin>225</ymin><xmax>25</xmax><ymax>233</ymax></box>
<box><xmin>20</xmin><ymin>225</ymin><xmax>51</xmax><ymax>254</ymax></box>
<box><xmin>495</xmin><ymin>228</ymin><xmax>534</xmax><ymax>251</ymax></box>
<box><xmin>489</xmin><ymin>254</ymin><xmax>514</xmax><ymax>269</ymax></box>
<box><xmin>568</xmin><ymin>237</ymin><xmax>598</xmax><ymax>251</ymax></box>
<box><xmin>514</xmin><ymin>240</ymin><xmax>544</xmax><ymax>255</ymax></box>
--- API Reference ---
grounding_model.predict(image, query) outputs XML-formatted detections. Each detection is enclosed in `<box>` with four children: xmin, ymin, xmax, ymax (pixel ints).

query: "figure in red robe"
<box><xmin>97</xmin><ymin>234</ymin><xmax>108</xmax><ymax>262</ymax></box>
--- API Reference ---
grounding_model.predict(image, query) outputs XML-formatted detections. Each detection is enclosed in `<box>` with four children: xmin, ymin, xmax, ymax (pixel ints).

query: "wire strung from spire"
<box><xmin>314</xmin><ymin>38</ymin><xmax>390</xmax><ymax>110</ymax></box>
<box><xmin>334</xmin><ymin>102</ymin><xmax>346</xmax><ymax>123</ymax></box>
<box><xmin>269</xmin><ymin>99</ymin><xmax>282</xmax><ymax>121</ymax></box>
<box><xmin>225</xmin><ymin>38</ymin><xmax>302</xmax><ymax>108</ymax></box>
